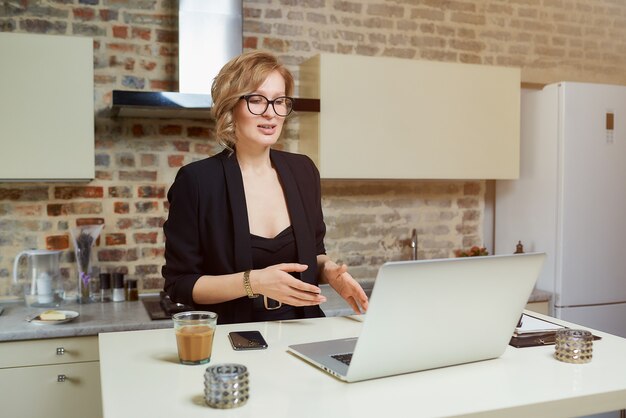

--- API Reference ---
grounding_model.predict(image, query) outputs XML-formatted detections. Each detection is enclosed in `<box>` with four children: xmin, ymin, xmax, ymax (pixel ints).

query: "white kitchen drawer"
<box><xmin>0</xmin><ymin>361</ymin><xmax>102</xmax><ymax>418</ymax></box>
<box><xmin>0</xmin><ymin>336</ymin><xmax>99</xmax><ymax>369</ymax></box>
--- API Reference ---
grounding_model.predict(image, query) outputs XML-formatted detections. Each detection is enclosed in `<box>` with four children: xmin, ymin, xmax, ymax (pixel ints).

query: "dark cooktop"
<box><xmin>142</xmin><ymin>292</ymin><xmax>193</xmax><ymax>320</ymax></box>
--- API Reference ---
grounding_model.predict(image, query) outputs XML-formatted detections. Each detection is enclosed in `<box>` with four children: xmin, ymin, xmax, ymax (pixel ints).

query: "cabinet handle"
<box><xmin>57</xmin><ymin>374</ymin><xmax>67</xmax><ymax>382</ymax></box>
<box><xmin>56</xmin><ymin>347</ymin><xmax>65</xmax><ymax>355</ymax></box>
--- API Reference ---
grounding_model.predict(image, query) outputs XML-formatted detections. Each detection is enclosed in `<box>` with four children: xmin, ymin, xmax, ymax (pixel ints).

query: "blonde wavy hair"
<box><xmin>211</xmin><ymin>50</ymin><xmax>295</xmax><ymax>150</ymax></box>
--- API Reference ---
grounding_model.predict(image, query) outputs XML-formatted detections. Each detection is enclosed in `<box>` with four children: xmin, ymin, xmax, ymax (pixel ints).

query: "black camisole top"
<box><xmin>250</xmin><ymin>225</ymin><xmax>304</xmax><ymax>321</ymax></box>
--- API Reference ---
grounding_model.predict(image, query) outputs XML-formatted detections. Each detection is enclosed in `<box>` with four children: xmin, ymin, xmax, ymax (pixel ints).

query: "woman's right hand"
<box><xmin>251</xmin><ymin>263</ymin><xmax>326</xmax><ymax>306</ymax></box>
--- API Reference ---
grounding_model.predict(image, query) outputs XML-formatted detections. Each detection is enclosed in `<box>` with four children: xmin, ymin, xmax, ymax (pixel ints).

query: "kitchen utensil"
<box><xmin>13</xmin><ymin>249</ymin><xmax>63</xmax><ymax>307</ymax></box>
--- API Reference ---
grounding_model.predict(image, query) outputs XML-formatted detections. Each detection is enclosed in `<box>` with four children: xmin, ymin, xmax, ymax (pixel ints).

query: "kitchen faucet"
<box><xmin>410</xmin><ymin>228</ymin><xmax>418</xmax><ymax>261</ymax></box>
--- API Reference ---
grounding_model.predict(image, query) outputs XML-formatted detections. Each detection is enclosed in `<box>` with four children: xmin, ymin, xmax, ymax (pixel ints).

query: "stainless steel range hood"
<box><xmin>111</xmin><ymin>0</ymin><xmax>242</xmax><ymax>119</ymax></box>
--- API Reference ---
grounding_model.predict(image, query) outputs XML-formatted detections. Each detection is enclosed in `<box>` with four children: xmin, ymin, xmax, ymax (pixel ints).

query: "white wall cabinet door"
<box><xmin>0</xmin><ymin>32</ymin><xmax>94</xmax><ymax>181</ymax></box>
<box><xmin>298</xmin><ymin>53</ymin><xmax>520</xmax><ymax>180</ymax></box>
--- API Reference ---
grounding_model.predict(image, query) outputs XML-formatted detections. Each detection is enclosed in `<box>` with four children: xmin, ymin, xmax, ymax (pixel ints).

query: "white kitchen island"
<box><xmin>99</xmin><ymin>313</ymin><xmax>626</xmax><ymax>418</ymax></box>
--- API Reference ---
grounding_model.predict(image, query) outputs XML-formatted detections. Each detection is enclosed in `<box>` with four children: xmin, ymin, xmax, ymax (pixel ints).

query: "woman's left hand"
<box><xmin>322</xmin><ymin>261</ymin><xmax>369</xmax><ymax>314</ymax></box>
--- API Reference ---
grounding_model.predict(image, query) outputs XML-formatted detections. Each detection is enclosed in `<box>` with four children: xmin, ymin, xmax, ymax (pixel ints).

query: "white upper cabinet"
<box><xmin>298</xmin><ymin>54</ymin><xmax>520</xmax><ymax>179</ymax></box>
<box><xmin>0</xmin><ymin>32</ymin><xmax>94</xmax><ymax>181</ymax></box>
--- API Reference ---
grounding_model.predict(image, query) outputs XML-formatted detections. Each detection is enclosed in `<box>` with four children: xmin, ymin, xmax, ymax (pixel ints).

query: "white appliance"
<box><xmin>495</xmin><ymin>82</ymin><xmax>626</xmax><ymax>339</ymax></box>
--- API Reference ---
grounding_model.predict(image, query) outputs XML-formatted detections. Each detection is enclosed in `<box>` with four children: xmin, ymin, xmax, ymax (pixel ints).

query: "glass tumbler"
<box><xmin>172</xmin><ymin>311</ymin><xmax>218</xmax><ymax>365</ymax></box>
<box><xmin>204</xmin><ymin>363</ymin><xmax>250</xmax><ymax>409</ymax></box>
<box><xmin>554</xmin><ymin>329</ymin><xmax>593</xmax><ymax>364</ymax></box>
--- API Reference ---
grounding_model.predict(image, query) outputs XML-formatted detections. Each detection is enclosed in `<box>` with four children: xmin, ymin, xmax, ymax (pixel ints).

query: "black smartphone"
<box><xmin>228</xmin><ymin>330</ymin><xmax>268</xmax><ymax>350</ymax></box>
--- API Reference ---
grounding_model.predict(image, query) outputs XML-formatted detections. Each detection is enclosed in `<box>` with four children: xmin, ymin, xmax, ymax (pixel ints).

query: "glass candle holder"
<box><xmin>204</xmin><ymin>363</ymin><xmax>249</xmax><ymax>409</ymax></box>
<box><xmin>554</xmin><ymin>329</ymin><xmax>593</xmax><ymax>364</ymax></box>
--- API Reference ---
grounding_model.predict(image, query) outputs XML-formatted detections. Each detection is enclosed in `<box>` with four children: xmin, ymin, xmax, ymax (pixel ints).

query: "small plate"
<box><xmin>30</xmin><ymin>310</ymin><xmax>79</xmax><ymax>325</ymax></box>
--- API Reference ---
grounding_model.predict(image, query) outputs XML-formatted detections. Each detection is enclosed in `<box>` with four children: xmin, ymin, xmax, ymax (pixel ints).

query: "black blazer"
<box><xmin>162</xmin><ymin>148</ymin><xmax>326</xmax><ymax>324</ymax></box>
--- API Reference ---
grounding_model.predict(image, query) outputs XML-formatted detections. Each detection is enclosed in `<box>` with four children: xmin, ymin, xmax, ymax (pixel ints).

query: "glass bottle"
<box><xmin>100</xmin><ymin>273</ymin><xmax>112</xmax><ymax>303</ymax></box>
<box><xmin>125</xmin><ymin>279</ymin><xmax>138</xmax><ymax>301</ymax></box>
<box><xmin>112</xmin><ymin>273</ymin><xmax>125</xmax><ymax>302</ymax></box>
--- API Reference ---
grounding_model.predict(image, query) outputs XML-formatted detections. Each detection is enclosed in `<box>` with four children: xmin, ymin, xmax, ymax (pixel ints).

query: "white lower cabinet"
<box><xmin>0</xmin><ymin>336</ymin><xmax>102</xmax><ymax>418</ymax></box>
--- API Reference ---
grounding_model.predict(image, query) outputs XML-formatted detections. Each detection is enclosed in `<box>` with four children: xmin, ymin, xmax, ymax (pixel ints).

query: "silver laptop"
<box><xmin>288</xmin><ymin>253</ymin><xmax>546</xmax><ymax>382</ymax></box>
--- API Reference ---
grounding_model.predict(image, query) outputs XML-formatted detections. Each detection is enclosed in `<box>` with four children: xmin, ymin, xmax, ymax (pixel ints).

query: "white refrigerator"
<box><xmin>495</xmin><ymin>82</ymin><xmax>626</xmax><ymax>338</ymax></box>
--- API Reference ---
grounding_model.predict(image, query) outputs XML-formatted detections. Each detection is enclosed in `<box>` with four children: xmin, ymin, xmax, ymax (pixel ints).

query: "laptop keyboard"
<box><xmin>331</xmin><ymin>353</ymin><xmax>353</xmax><ymax>366</ymax></box>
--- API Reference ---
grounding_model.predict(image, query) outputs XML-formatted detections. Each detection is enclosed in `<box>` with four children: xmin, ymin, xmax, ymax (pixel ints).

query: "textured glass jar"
<box><xmin>204</xmin><ymin>364</ymin><xmax>249</xmax><ymax>409</ymax></box>
<box><xmin>554</xmin><ymin>329</ymin><xmax>593</xmax><ymax>364</ymax></box>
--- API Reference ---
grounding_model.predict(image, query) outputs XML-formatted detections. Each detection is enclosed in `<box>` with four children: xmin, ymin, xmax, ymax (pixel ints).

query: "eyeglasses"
<box><xmin>240</xmin><ymin>94</ymin><xmax>294</xmax><ymax>117</ymax></box>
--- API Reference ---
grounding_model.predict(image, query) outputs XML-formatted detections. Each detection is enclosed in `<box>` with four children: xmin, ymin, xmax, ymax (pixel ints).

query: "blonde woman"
<box><xmin>162</xmin><ymin>51</ymin><xmax>368</xmax><ymax>324</ymax></box>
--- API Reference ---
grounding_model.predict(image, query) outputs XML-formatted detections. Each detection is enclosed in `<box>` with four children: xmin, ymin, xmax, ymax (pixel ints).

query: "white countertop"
<box><xmin>99</xmin><ymin>312</ymin><xmax>626</xmax><ymax>418</ymax></box>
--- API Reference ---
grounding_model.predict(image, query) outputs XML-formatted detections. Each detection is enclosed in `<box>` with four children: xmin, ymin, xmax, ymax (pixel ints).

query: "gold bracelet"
<box><xmin>243</xmin><ymin>270</ymin><xmax>259</xmax><ymax>298</ymax></box>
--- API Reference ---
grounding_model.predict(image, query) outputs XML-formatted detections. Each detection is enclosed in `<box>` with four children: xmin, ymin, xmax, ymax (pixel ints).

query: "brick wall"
<box><xmin>244</xmin><ymin>0</ymin><xmax>626</xmax><ymax>85</ymax></box>
<box><xmin>1</xmin><ymin>0</ymin><xmax>625</xmax><ymax>298</ymax></box>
